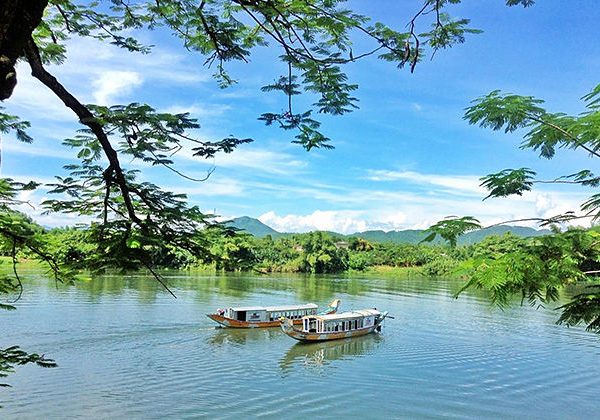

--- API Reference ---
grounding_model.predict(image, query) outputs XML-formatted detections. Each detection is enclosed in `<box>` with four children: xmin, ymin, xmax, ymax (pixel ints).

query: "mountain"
<box><xmin>350</xmin><ymin>229</ymin><xmax>434</xmax><ymax>244</ymax></box>
<box><xmin>226</xmin><ymin>216</ymin><xmax>282</xmax><ymax>237</ymax></box>
<box><xmin>227</xmin><ymin>216</ymin><xmax>550</xmax><ymax>243</ymax></box>
<box><xmin>458</xmin><ymin>225</ymin><xmax>549</xmax><ymax>245</ymax></box>
<box><xmin>352</xmin><ymin>225</ymin><xmax>549</xmax><ymax>245</ymax></box>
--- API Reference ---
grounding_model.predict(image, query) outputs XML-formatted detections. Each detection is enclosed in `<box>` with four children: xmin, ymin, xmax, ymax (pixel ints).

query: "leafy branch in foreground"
<box><xmin>421</xmin><ymin>216</ymin><xmax>481</xmax><ymax>248</ymax></box>
<box><xmin>0</xmin><ymin>0</ymin><xmax>522</xmax><ymax>290</ymax></box>
<box><xmin>0</xmin><ymin>346</ymin><xmax>56</xmax><ymax>390</ymax></box>
<box><xmin>435</xmin><ymin>83</ymin><xmax>600</xmax><ymax>332</ymax></box>
<box><xmin>558</xmin><ymin>285</ymin><xmax>600</xmax><ymax>334</ymax></box>
<box><xmin>456</xmin><ymin>229</ymin><xmax>599</xmax><ymax>307</ymax></box>
<box><xmin>0</xmin><ymin>180</ymin><xmax>65</xmax><ymax>389</ymax></box>
<box><xmin>0</xmin><ymin>0</ymin><xmax>535</xmax><ymax>387</ymax></box>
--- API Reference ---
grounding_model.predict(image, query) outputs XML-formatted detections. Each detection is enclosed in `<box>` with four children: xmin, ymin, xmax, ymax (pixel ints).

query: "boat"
<box><xmin>280</xmin><ymin>308</ymin><xmax>388</xmax><ymax>342</ymax></box>
<box><xmin>207</xmin><ymin>299</ymin><xmax>341</xmax><ymax>328</ymax></box>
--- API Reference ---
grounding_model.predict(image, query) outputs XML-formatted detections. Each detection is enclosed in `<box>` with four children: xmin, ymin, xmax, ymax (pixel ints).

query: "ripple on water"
<box><xmin>3</xmin><ymin>274</ymin><xmax>600</xmax><ymax>419</ymax></box>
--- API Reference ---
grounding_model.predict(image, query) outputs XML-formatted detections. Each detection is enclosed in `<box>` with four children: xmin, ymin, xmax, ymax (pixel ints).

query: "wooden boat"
<box><xmin>280</xmin><ymin>308</ymin><xmax>388</xmax><ymax>342</ymax></box>
<box><xmin>207</xmin><ymin>299</ymin><xmax>341</xmax><ymax>328</ymax></box>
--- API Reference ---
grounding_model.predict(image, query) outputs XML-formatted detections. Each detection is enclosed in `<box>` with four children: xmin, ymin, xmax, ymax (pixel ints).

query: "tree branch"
<box><xmin>526</xmin><ymin>113</ymin><xmax>600</xmax><ymax>159</ymax></box>
<box><xmin>23</xmin><ymin>37</ymin><xmax>144</xmax><ymax>228</ymax></box>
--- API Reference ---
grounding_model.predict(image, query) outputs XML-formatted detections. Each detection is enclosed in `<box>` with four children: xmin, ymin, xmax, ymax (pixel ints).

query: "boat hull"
<box><xmin>280</xmin><ymin>310</ymin><xmax>388</xmax><ymax>342</ymax></box>
<box><xmin>280</xmin><ymin>324</ymin><xmax>381</xmax><ymax>342</ymax></box>
<box><xmin>207</xmin><ymin>299</ymin><xmax>340</xmax><ymax>328</ymax></box>
<box><xmin>207</xmin><ymin>314</ymin><xmax>303</xmax><ymax>328</ymax></box>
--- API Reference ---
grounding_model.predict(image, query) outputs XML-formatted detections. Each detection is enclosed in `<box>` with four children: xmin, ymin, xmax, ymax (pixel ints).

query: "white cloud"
<box><xmin>1</xmin><ymin>137</ymin><xmax>73</xmax><ymax>160</ymax></box>
<box><xmin>8</xmin><ymin>68</ymin><xmax>74</xmax><ymax>122</ymax></box>
<box><xmin>171</xmin><ymin>143</ymin><xmax>308</xmax><ymax>176</ymax></box>
<box><xmin>258</xmin><ymin>209</ymin><xmax>420</xmax><ymax>234</ymax></box>
<box><xmin>214</xmin><ymin>149</ymin><xmax>306</xmax><ymax>174</ymax></box>
<box><xmin>60</xmin><ymin>37</ymin><xmax>210</xmax><ymax>86</ymax></box>
<box><xmin>253</xmin><ymin>184</ymin><xmax>592</xmax><ymax>234</ymax></box>
<box><xmin>366</xmin><ymin>169</ymin><xmax>484</xmax><ymax>195</ymax></box>
<box><xmin>259</xmin><ymin>210</ymin><xmax>370</xmax><ymax>234</ymax></box>
<box><xmin>169</xmin><ymin>177</ymin><xmax>245</xmax><ymax>197</ymax></box>
<box><xmin>93</xmin><ymin>71</ymin><xmax>143</xmax><ymax>105</ymax></box>
<box><xmin>162</xmin><ymin>103</ymin><xmax>232</xmax><ymax>118</ymax></box>
<box><xmin>8</xmin><ymin>184</ymin><xmax>93</xmax><ymax>228</ymax></box>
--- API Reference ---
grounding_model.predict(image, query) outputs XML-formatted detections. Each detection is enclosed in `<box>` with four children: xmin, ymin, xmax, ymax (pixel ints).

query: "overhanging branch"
<box><xmin>23</xmin><ymin>37</ymin><xmax>144</xmax><ymax>228</ymax></box>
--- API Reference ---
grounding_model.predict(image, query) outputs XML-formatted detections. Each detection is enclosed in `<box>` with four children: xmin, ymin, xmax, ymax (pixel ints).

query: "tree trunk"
<box><xmin>0</xmin><ymin>0</ymin><xmax>48</xmax><ymax>100</ymax></box>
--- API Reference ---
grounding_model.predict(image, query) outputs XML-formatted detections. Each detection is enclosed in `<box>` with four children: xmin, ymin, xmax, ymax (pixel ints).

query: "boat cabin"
<box><xmin>301</xmin><ymin>309</ymin><xmax>380</xmax><ymax>333</ymax></box>
<box><xmin>223</xmin><ymin>303</ymin><xmax>318</xmax><ymax>323</ymax></box>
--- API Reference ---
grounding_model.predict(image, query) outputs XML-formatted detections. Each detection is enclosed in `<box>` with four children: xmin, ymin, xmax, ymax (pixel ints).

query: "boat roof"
<box><xmin>308</xmin><ymin>309</ymin><xmax>381</xmax><ymax>321</ymax></box>
<box><xmin>228</xmin><ymin>303</ymin><xmax>318</xmax><ymax>312</ymax></box>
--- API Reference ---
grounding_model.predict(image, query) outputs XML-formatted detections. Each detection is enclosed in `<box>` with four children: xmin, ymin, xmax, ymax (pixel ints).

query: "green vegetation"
<box><xmin>228</xmin><ymin>216</ymin><xmax>551</xmax><ymax>244</ymax></box>
<box><xmin>1</xmin><ymin>0</ymin><xmax>537</xmax><ymax>386</ymax></box>
<box><xmin>0</xmin><ymin>216</ymin><xmax>562</xmax><ymax>281</ymax></box>
<box><xmin>7</xmin><ymin>0</ymin><xmax>600</xmax><ymax>389</ymax></box>
<box><xmin>418</xmin><ymin>83</ymin><xmax>600</xmax><ymax>334</ymax></box>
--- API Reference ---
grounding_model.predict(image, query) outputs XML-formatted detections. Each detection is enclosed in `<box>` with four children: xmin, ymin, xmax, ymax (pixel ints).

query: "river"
<box><xmin>2</xmin><ymin>270</ymin><xmax>599</xmax><ymax>418</ymax></box>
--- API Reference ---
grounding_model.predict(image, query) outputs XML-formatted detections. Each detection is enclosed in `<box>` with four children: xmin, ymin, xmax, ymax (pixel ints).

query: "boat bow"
<box><xmin>321</xmin><ymin>299</ymin><xmax>341</xmax><ymax>315</ymax></box>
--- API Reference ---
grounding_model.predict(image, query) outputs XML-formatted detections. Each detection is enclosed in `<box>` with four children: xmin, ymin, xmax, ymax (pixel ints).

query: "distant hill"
<box><xmin>226</xmin><ymin>216</ymin><xmax>282</xmax><ymax>237</ymax></box>
<box><xmin>227</xmin><ymin>216</ymin><xmax>550</xmax><ymax>243</ymax></box>
<box><xmin>351</xmin><ymin>229</ymin><xmax>433</xmax><ymax>244</ymax></box>
<box><xmin>457</xmin><ymin>225</ymin><xmax>549</xmax><ymax>245</ymax></box>
<box><xmin>352</xmin><ymin>225</ymin><xmax>549</xmax><ymax>245</ymax></box>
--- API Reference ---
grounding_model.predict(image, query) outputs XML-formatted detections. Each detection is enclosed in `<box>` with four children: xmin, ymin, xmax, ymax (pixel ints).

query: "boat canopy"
<box><xmin>309</xmin><ymin>309</ymin><xmax>380</xmax><ymax>321</ymax></box>
<box><xmin>228</xmin><ymin>303</ymin><xmax>318</xmax><ymax>312</ymax></box>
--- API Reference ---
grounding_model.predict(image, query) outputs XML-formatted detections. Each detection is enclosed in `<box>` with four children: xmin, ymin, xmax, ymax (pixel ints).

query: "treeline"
<box><xmin>3</xmin><ymin>213</ymin><xmax>599</xmax><ymax>281</ymax></box>
<box><xmin>3</xmin><ymin>221</ymin><xmax>596</xmax><ymax>278</ymax></box>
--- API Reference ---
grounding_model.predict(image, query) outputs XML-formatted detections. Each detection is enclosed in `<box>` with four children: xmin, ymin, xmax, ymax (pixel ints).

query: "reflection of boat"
<box><xmin>280</xmin><ymin>308</ymin><xmax>388</xmax><ymax>342</ymax></box>
<box><xmin>280</xmin><ymin>334</ymin><xmax>383</xmax><ymax>373</ymax></box>
<box><xmin>208</xmin><ymin>327</ymin><xmax>281</xmax><ymax>346</ymax></box>
<box><xmin>207</xmin><ymin>299</ymin><xmax>341</xmax><ymax>328</ymax></box>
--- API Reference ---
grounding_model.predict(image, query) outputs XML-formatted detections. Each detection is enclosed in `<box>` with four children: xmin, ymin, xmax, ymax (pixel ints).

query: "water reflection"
<box><xmin>33</xmin><ymin>271</ymin><xmax>371</xmax><ymax>301</ymax></box>
<box><xmin>207</xmin><ymin>326</ymin><xmax>281</xmax><ymax>346</ymax></box>
<box><xmin>6</xmin><ymin>269</ymin><xmax>600</xmax><ymax>419</ymax></box>
<box><xmin>279</xmin><ymin>334</ymin><xmax>383</xmax><ymax>375</ymax></box>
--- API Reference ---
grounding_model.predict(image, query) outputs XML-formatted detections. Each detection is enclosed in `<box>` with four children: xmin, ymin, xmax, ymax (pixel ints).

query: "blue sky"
<box><xmin>2</xmin><ymin>0</ymin><xmax>600</xmax><ymax>233</ymax></box>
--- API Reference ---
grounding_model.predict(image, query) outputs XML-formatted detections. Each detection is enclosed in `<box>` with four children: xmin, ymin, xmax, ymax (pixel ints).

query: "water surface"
<box><xmin>2</xmin><ymin>271</ymin><xmax>599</xmax><ymax>418</ymax></box>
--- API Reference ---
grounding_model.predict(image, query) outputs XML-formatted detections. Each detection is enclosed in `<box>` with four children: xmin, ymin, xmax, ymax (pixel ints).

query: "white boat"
<box><xmin>207</xmin><ymin>299</ymin><xmax>341</xmax><ymax>328</ymax></box>
<box><xmin>280</xmin><ymin>308</ymin><xmax>388</xmax><ymax>342</ymax></box>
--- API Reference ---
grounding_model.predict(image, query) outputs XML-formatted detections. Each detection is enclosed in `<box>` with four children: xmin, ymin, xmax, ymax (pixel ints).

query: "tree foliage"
<box><xmin>0</xmin><ymin>0</ymin><xmax>506</xmax><ymax>286</ymax></box>
<box><xmin>0</xmin><ymin>0</ymin><xmax>537</xmax><ymax>385</ymax></box>
<box><xmin>444</xmin><ymin>83</ymin><xmax>600</xmax><ymax>332</ymax></box>
<box><xmin>422</xmin><ymin>216</ymin><xmax>481</xmax><ymax>248</ymax></box>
